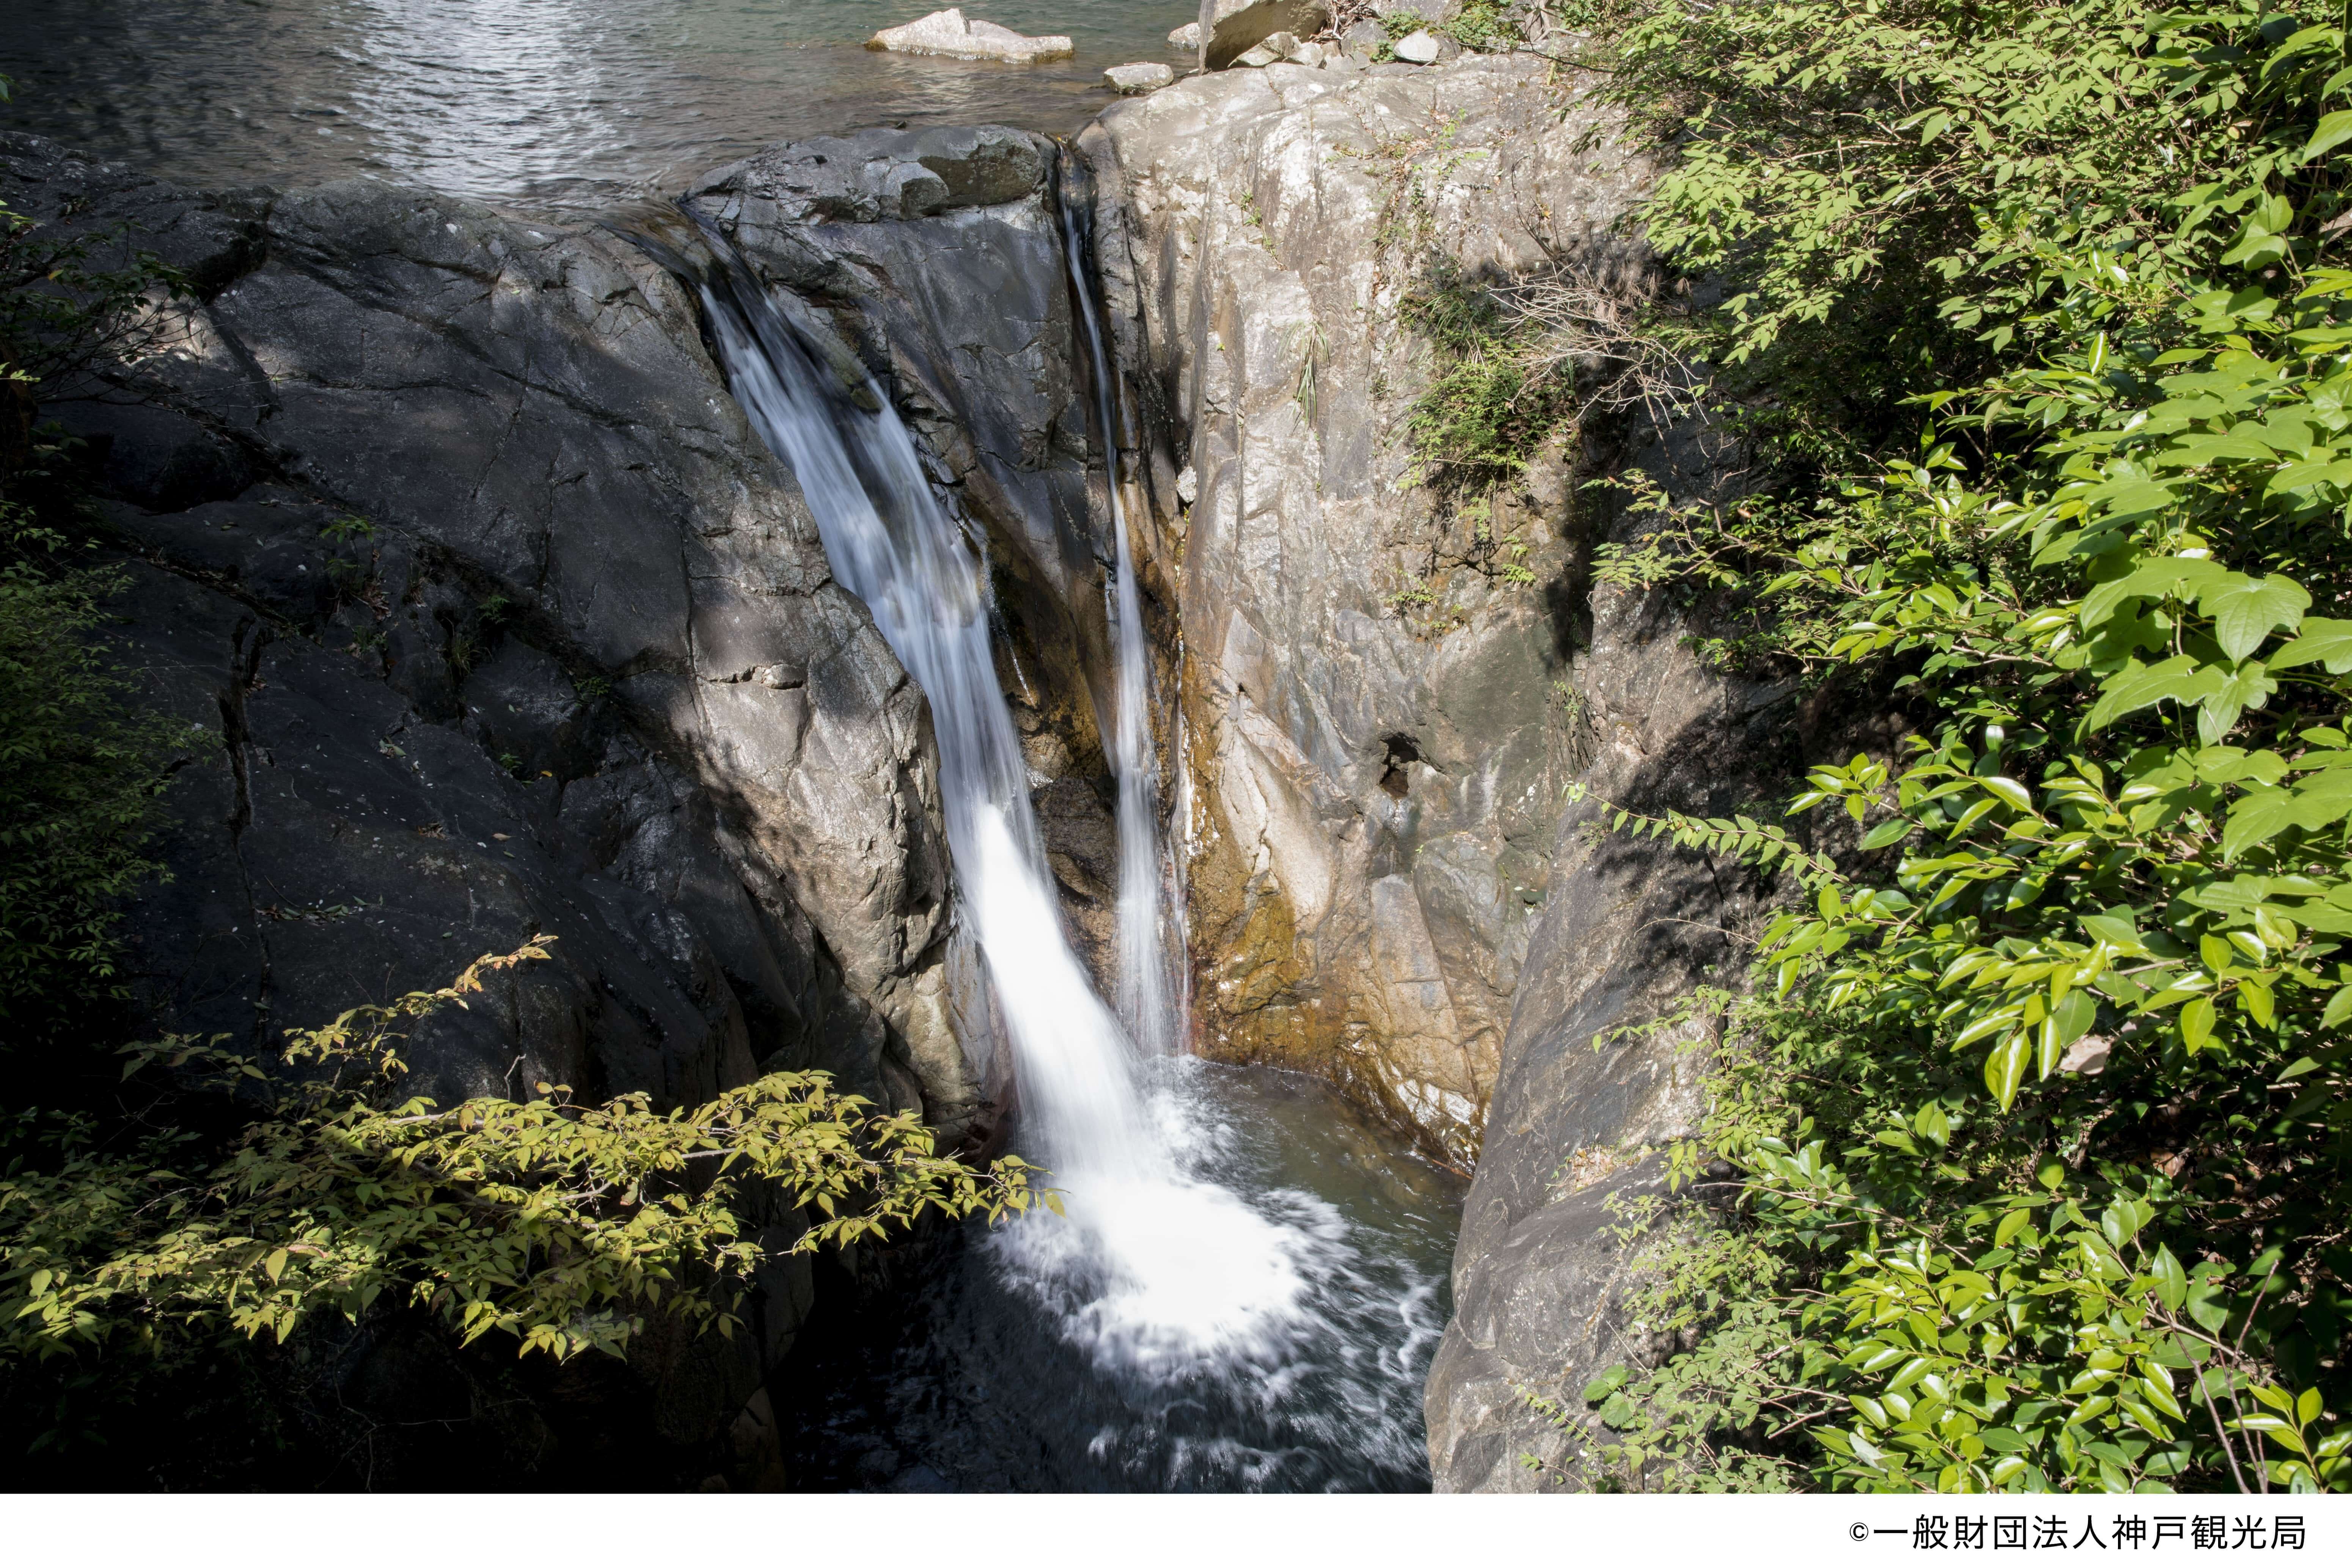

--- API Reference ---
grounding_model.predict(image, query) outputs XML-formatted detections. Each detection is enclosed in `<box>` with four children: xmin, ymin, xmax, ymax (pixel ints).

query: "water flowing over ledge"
<box><xmin>643</xmin><ymin>200</ymin><xmax>1453</xmax><ymax>1484</ymax></box>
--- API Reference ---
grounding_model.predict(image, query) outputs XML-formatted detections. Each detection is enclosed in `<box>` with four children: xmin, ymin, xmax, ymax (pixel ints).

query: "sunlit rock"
<box><xmin>1391</xmin><ymin>29</ymin><xmax>1442</xmax><ymax>63</ymax></box>
<box><xmin>866</xmin><ymin>8</ymin><xmax>1074</xmax><ymax>63</ymax></box>
<box><xmin>1105</xmin><ymin>61</ymin><xmax>1178</xmax><ymax>95</ymax></box>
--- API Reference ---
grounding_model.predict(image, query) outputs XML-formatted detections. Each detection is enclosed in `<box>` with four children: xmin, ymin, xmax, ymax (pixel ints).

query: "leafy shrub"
<box><xmin>1551</xmin><ymin>0</ymin><xmax>2352</xmax><ymax>1493</ymax></box>
<box><xmin>0</xmin><ymin>479</ymin><xmax>179</xmax><ymax>1046</ymax></box>
<box><xmin>0</xmin><ymin>941</ymin><xmax>1050</xmax><ymax>1455</ymax></box>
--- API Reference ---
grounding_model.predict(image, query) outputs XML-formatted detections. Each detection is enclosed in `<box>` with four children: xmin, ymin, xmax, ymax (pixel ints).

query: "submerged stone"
<box><xmin>866</xmin><ymin>8</ymin><xmax>1074</xmax><ymax>63</ymax></box>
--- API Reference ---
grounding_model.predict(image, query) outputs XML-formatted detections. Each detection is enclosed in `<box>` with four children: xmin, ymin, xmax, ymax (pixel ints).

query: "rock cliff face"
<box><xmin>1086</xmin><ymin>56</ymin><xmax>1650</xmax><ymax>1166</ymax></box>
<box><xmin>3</xmin><ymin>130</ymin><xmax>993</xmax><ymax>1480</ymax></box>
<box><xmin>1084</xmin><ymin>57</ymin><xmax>1881</xmax><ymax>1489</ymax></box>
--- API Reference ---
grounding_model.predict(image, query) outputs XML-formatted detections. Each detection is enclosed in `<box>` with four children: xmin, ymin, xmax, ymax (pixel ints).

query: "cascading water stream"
<box><xmin>1055</xmin><ymin>154</ymin><xmax>1182</xmax><ymax>1061</ymax></box>
<box><xmin>671</xmin><ymin>215</ymin><xmax>1317</xmax><ymax>1366</ymax></box>
<box><xmin>654</xmin><ymin>211</ymin><xmax>1453</xmax><ymax>1488</ymax></box>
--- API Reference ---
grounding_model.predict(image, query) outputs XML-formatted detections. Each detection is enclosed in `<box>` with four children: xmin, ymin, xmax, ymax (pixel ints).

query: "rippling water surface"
<box><xmin>0</xmin><ymin>0</ymin><xmax>1196</xmax><ymax>215</ymax></box>
<box><xmin>782</xmin><ymin>1060</ymin><xmax>1466</xmax><ymax>1492</ymax></box>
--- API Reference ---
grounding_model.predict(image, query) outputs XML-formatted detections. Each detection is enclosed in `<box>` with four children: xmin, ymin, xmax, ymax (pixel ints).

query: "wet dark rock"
<box><xmin>49</xmin><ymin>399</ymin><xmax>254</xmax><ymax>511</ymax></box>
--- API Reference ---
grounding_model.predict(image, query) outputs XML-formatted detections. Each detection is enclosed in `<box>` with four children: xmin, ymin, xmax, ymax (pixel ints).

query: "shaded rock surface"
<box><xmin>2</xmin><ymin>130</ymin><xmax>993</xmax><ymax>1482</ymax></box>
<box><xmin>1196</xmin><ymin>0</ymin><xmax>1333</xmax><ymax>70</ymax></box>
<box><xmin>1420</xmin><ymin>412</ymin><xmax>1896</xmax><ymax>1486</ymax></box>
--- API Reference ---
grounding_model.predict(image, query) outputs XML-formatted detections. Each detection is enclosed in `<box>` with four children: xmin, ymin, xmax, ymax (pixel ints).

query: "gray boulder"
<box><xmin>1392</xmin><ymin>30</ymin><xmax>1444</xmax><ymax>63</ymax></box>
<box><xmin>1197</xmin><ymin>0</ymin><xmax>1333</xmax><ymax>70</ymax></box>
<box><xmin>1106</xmin><ymin>62</ymin><xmax>1179</xmax><ymax>95</ymax></box>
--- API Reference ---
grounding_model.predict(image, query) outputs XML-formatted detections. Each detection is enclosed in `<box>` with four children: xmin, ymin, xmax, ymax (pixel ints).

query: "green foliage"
<box><xmin>0</xmin><ymin>941</ymin><xmax>1050</xmax><ymax>1375</ymax></box>
<box><xmin>1557</xmin><ymin>0</ymin><xmax>2352</xmax><ymax>447</ymax></box>
<box><xmin>1401</xmin><ymin>261</ymin><xmax>1576</xmax><ymax>493</ymax></box>
<box><xmin>0</xmin><ymin>488</ymin><xmax>178</xmax><ymax>1037</ymax></box>
<box><xmin>0</xmin><ymin>142</ymin><xmax>190</xmax><ymax>1043</ymax></box>
<box><xmin>2</xmin><ymin>178</ymin><xmax>184</xmax><ymax>407</ymax></box>
<box><xmin>1555</xmin><ymin>0</ymin><xmax>2352</xmax><ymax>1494</ymax></box>
<box><xmin>1442</xmin><ymin>1</ymin><xmax>1524</xmax><ymax>52</ymax></box>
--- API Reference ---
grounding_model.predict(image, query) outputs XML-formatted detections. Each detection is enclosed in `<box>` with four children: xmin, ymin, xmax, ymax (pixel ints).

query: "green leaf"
<box><xmin>2200</xmin><ymin>575</ymin><xmax>2310</xmax><ymax>662</ymax></box>
<box><xmin>2186</xmin><ymin>1282</ymin><xmax>2232</xmax><ymax>1334</ymax></box>
<box><xmin>2304</xmin><ymin>109</ymin><xmax>2352</xmax><ymax>161</ymax></box>
<box><xmin>2200</xmin><ymin>660</ymin><xmax>2278</xmax><ymax>746</ymax></box>
<box><xmin>2223</xmin><ymin>787</ymin><xmax>2298</xmax><ymax>861</ymax></box>
<box><xmin>2180</xmin><ymin>996</ymin><xmax>2217</xmax><ymax>1052</ymax></box>
<box><xmin>1860</xmin><ymin>818</ymin><xmax>1910</xmax><ymax>850</ymax></box>
<box><xmin>2150</xmin><ymin>1246</ymin><xmax>2187</xmax><ymax>1312</ymax></box>
<box><xmin>1984</xmin><ymin>1030</ymin><xmax>2030</xmax><ymax>1110</ymax></box>
<box><xmin>2089</xmin><ymin>656</ymin><xmax>2223</xmax><ymax>732</ymax></box>
<box><xmin>1582</xmin><ymin>1364</ymin><xmax>1630</xmax><ymax>1404</ymax></box>
<box><xmin>1982</xmin><ymin>776</ymin><xmax>2035</xmax><ymax>813</ymax></box>
<box><xmin>2053</xmin><ymin>988</ymin><xmax>2098</xmax><ymax>1050</ymax></box>
<box><xmin>2268</xmin><ymin>616</ymin><xmax>2352</xmax><ymax>673</ymax></box>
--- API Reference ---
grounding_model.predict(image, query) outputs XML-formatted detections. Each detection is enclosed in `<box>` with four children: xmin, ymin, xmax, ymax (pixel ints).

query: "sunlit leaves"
<box><xmin>0</xmin><ymin>943</ymin><xmax>1049</xmax><ymax>1369</ymax></box>
<box><xmin>1555</xmin><ymin>0</ymin><xmax>2352</xmax><ymax>1500</ymax></box>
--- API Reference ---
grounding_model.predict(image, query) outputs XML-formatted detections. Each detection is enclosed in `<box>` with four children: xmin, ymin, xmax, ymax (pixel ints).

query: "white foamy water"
<box><xmin>779</xmin><ymin>1055</ymin><xmax>1462</xmax><ymax>1491</ymax></box>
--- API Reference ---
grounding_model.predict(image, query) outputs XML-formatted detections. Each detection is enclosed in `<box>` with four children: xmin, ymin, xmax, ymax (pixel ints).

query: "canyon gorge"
<box><xmin>3</xmin><ymin>42</ymin><xmax>1846</xmax><ymax>1492</ymax></box>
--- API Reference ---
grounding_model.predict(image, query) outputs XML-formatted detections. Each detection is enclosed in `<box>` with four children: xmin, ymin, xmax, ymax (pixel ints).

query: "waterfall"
<box><xmin>1055</xmin><ymin>152</ymin><xmax>1183</xmax><ymax>1060</ymax></box>
<box><xmin>665</xmin><ymin>214</ymin><xmax>1316</xmax><ymax>1372</ymax></box>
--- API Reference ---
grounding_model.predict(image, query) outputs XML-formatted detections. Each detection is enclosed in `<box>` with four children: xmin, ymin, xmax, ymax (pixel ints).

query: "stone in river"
<box><xmin>866</xmin><ymin>8</ymin><xmax>1074</xmax><ymax>63</ymax></box>
<box><xmin>1391</xmin><ymin>28</ymin><xmax>1442</xmax><ymax>62</ymax></box>
<box><xmin>1105</xmin><ymin>62</ymin><xmax>1177</xmax><ymax>94</ymax></box>
<box><xmin>1169</xmin><ymin>22</ymin><xmax>1202</xmax><ymax>48</ymax></box>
